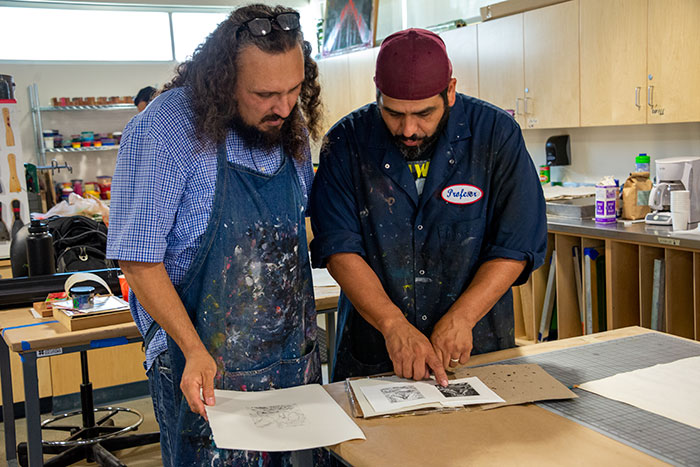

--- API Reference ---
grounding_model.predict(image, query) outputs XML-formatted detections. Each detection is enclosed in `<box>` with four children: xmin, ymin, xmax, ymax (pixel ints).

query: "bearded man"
<box><xmin>107</xmin><ymin>4</ymin><xmax>322</xmax><ymax>465</ymax></box>
<box><xmin>310</xmin><ymin>28</ymin><xmax>547</xmax><ymax>385</ymax></box>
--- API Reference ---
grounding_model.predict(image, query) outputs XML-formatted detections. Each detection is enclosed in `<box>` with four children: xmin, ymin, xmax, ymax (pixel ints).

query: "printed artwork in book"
<box><xmin>357</xmin><ymin>376</ymin><xmax>505</xmax><ymax>415</ymax></box>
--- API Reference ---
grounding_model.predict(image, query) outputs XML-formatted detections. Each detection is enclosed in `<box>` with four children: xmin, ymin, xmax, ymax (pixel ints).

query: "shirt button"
<box><xmin>384</xmin><ymin>163</ymin><xmax>390</xmax><ymax>169</ymax></box>
<box><xmin>417</xmin><ymin>224</ymin><xmax>423</xmax><ymax>230</ymax></box>
<box><xmin>419</xmin><ymin>269</ymin><xmax>425</xmax><ymax>275</ymax></box>
<box><xmin>449</xmin><ymin>159</ymin><xmax>455</xmax><ymax>165</ymax></box>
<box><xmin>421</xmin><ymin>315</ymin><xmax>428</xmax><ymax>321</ymax></box>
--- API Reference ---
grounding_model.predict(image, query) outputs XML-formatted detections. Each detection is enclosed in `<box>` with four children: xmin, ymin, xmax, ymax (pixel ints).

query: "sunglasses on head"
<box><xmin>237</xmin><ymin>12</ymin><xmax>300</xmax><ymax>37</ymax></box>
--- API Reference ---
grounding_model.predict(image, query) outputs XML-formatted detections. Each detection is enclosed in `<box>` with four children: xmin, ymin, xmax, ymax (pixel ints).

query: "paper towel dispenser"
<box><xmin>545</xmin><ymin>135</ymin><xmax>570</xmax><ymax>166</ymax></box>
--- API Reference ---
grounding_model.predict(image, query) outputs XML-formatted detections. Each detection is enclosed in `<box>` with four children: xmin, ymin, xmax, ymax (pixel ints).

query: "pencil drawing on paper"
<box><xmin>248</xmin><ymin>404</ymin><xmax>306</xmax><ymax>428</ymax></box>
<box><xmin>380</xmin><ymin>385</ymin><xmax>425</xmax><ymax>404</ymax></box>
<box><xmin>437</xmin><ymin>382</ymin><xmax>480</xmax><ymax>398</ymax></box>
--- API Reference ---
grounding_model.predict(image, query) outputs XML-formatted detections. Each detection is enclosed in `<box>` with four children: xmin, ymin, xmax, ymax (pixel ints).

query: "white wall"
<box><xmin>1</xmin><ymin>62</ymin><xmax>177</xmax><ymax>183</ymax></box>
<box><xmin>523</xmin><ymin>122</ymin><xmax>700</xmax><ymax>184</ymax></box>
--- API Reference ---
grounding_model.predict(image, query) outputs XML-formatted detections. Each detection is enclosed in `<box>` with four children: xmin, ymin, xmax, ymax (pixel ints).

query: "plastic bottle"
<box><xmin>26</xmin><ymin>219</ymin><xmax>56</xmax><ymax>277</ymax></box>
<box><xmin>635</xmin><ymin>153</ymin><xmax>650</xmax><ymax>173</ymax></box>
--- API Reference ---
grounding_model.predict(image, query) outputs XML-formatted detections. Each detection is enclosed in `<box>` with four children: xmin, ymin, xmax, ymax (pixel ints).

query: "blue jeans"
<box><xmin>146</xmin><ymin>349</ymin><xmax>177</xmax><ymax>467</ymax></box>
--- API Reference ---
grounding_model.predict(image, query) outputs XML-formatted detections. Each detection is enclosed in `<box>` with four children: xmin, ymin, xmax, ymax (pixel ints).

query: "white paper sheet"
<box><xmin>578</xmin><ymin>356</ymin><xmax>700</xmax><ymax>429</ymax></box>
<box><xmin>312</xmin><ymin>268</ymin><xmax>338</xmax><ymax>287</ymax></box>
<box><xmin>52</xmin><ymin>296</ymin><xmax>129</xmax><ymax>315</ymax></box>
<box><xmin>205</xmin><ymin>384</ymin><xmax>364</xmax><ymax>452</ymax></box>
<box><xmin>358</xmin><ymin>376</ymin><xmax>504</xmax><ymax>415</ymax></box>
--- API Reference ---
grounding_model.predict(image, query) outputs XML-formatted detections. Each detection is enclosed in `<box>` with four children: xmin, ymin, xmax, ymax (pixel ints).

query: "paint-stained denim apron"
<box><xmin>167</xmin><ymin>144</ymin><xmax>320</xmax><ymax>466</ymax></box>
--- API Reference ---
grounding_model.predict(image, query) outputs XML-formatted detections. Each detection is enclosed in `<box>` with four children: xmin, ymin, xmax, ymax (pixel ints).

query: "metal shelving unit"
<box><xmin>28</xmin><ymin>84</ymin><xmax>135</xmax><ymax>165</ymax></box>
<box><xmin>45</xmin><ymin>146</ymin><xmax>120</xmax><ymax>153</ymax></box>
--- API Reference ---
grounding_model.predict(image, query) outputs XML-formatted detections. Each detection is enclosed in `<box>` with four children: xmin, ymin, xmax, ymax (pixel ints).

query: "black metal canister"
<box><xmin>26</xmin><ymin>219</ymin><xmax>56</xmax><ymax>276</ymax></box>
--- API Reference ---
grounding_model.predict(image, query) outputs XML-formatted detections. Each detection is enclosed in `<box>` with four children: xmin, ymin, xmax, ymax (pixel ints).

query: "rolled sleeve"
<box><xmin>481</xmin><ymin>119</ymin><xmax>547</xmax><ymax>285</ymax></box>
<box><xmin>309</xmin><ymin>129</ymin><xmax>366</xmax><ymax>268</ymax></box>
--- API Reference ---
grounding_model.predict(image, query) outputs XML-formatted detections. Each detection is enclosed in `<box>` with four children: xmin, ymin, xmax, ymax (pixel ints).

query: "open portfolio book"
<box><xmin>347</xmin><ymin>363</ymin><xmax>578</xmax><ymax>418</ymax></box>
<box><xmin>351</xmin><ymin>376</ymin><xmax>504</xmax><ymax>416</ymax></box>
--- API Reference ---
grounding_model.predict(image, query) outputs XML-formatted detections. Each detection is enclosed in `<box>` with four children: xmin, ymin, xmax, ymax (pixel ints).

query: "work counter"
<box><xmin>547</xmin><ymin>216</ymin><xmax>700</xmax><ymax>250</ymax></box>
<box><xmin>515</xmin><ymin>215</ymin><xmax>700</xmax><ymax>347</ymax></box>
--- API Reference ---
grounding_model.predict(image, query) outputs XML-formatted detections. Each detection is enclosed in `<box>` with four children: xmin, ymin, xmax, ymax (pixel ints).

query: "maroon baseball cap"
<box><xmin>374</xmin><ymin>28</ymin><xmax>453</xmax><ymax>100</ymax></box>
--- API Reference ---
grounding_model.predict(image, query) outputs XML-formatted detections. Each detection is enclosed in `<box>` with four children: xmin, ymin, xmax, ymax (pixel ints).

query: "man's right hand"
<box><xmin>180</xmin><ymin>349</ymin><xmax>218</xmax><ymax>420</ymax></box>
<box><xmin>381</xmin><ymin>319</ymin><xmax>449</xmax><ymax>386</ymax></box>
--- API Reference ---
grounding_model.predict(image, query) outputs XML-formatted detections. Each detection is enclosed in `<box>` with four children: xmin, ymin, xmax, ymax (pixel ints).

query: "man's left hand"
<box><xmin>430</xmin><ymin>309</ymin><xmax>475</xmax><ymax>369</ymax></box>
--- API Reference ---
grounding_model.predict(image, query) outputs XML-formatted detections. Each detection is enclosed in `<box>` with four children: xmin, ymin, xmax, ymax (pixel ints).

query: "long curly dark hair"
<box><xmin>162</xmin><ymin>4</ymin><xmax>322</xmax><ymax>161</ymax></box>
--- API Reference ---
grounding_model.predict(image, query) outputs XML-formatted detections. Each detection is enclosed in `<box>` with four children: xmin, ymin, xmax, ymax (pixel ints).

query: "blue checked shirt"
<box><xmin>106</xmin><ymin>87</ymin><xmax>314</xmax><ymax>370</ymax></box>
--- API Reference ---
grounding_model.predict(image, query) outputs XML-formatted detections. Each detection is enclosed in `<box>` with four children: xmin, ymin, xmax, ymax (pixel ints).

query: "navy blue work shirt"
<box><xmin>310</xmin><ymin>94</ymin><xmax>547</xmax><ymax>380</ymax></box>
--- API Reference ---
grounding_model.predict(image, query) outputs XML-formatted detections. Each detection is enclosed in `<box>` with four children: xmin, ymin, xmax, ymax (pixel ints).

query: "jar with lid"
<box><xmin>635</xmin><ymin>153</ymin><xmax>650</xmax><ymax>173</ymax></box>
<box><xmin>26</xmin><ymin>219</ymin><xmax>56</xmax><ymax>277</ymax></box>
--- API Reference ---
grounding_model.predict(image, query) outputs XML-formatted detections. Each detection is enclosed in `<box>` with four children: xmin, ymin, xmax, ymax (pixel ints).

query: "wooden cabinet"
<box><xmin>478</xmin><ymin>0</ymin><xmax>579</xmax><ymax>129</ymax></box>
<box><xmin>478</xmin><ymin>13</ymin><xmax>525</xmax><ymax>126</ymax></box>
<box><xmin>440</xmin><ymin>25</ymin><xmax>479</xmax><ymax>99</ymax></box>
<box><xmin>580</xmin><ymin>0</ymin><xmax>647</xmax><ymax>126</ymax></box>
<box><xmin>581</xmin><ymin>0</ymin><xmax>700</xmax><ymax>126</ymax></box>
<box><xmin>515</xmin><ymin>226</ymin><xmax>700</xmax><ymax>345</ymax></box>
<box><xmin>523</xmin><ymin>0</ymin><xmax>580</xmax><ymax>129</ymax></box>
<box><xmin>647</xmin><ymin>0</ymin><xmax>700</xmax><ymax>124</ymax></box>
<box><xmin>317</xmin><ymin>48</ymin><xmax>378</xmax><ymax>134</ymax></box>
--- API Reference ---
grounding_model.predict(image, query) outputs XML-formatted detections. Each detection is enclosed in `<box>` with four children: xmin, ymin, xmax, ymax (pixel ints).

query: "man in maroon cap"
<box><xmin>310</xmin><ymin>28</ymin><xmax>547</xmax><ymax>383</ymax></box>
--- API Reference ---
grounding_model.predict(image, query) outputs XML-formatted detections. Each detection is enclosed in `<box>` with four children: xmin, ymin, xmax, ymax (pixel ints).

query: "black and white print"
<box><xmin>380</xmin><ymin>385</ymin><xmax>426</xmax><ymax>404</ymax></box>
<box><xmin>248</xmin><ymin>404</ymin><xmax>306</xmax><ymax>428</ymax></box>
<box><xmin>437</xmin><ymin>382</ymin><xmax>480</xmax><ymax>398</ymax></box>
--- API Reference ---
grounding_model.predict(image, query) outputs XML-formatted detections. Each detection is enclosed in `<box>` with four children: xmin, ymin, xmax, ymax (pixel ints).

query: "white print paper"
<box><xmin>578</xmin><ymin>356</ymin><xmax>700</xmax><ymax>429</ymax></box>
<box><xmin>205</xmin><ymin>384</ymin><xmax>364</xmax><ymax>452</ymax></box>
<box><xmin>312</xmin><ymin>268</ymin><xmax>338</xmax><ymax>287</ymax></box>
<box><xmin>359</xmin><ymin>376</ymin><xmax>504</xmax><ymax>414</ymax></box>
<box><xmin>52</xmin><ymin>296</ymin><xmax>129</xmax><ymax>316</ymax></box>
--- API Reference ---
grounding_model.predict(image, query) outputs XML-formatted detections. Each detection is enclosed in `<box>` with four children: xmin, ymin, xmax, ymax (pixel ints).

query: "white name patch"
<box><xmin>441</xmin><ymin>184</ymin><xmax>483</xmax><ymax>204</ymax></box>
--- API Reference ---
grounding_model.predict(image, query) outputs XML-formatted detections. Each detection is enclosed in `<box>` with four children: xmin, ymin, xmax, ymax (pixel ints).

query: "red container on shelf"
<box><xmin>96</xmin><ymin>175</ymin><xmax>112</xmax><ymax>200</ymax></box>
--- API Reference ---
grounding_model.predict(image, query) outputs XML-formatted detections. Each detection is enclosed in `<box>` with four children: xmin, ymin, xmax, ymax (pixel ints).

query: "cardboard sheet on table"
<box><xmin>578</xmin><ymin>356</ymin><xmax>700</xmax><ymax>429</ymax></box>
<box><xmin>451</xmin><ymin>363</ymin><xmax>577</xmax><ymax>410</ymax></box>
<box><xmin>206</xmin><ymin>384</ymin><xmax>365</xmax><ymax>452</ymax></box>
<box><xmin>347</xmin><ymin>363</ymin><xmax>576</xmax><ymax>417</ymax></box>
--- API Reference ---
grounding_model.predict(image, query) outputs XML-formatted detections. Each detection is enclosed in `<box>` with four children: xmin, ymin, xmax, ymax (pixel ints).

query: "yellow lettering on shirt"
<box><xmin>414</xmin><ymin>161</ymin><xmax>430</xmax><ymax>178</ymax></box>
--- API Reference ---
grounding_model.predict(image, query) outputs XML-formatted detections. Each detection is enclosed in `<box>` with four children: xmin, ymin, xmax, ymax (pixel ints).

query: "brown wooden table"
<box><xmin>324</xmin><ymin>327</ymin><xmax>685</xmax><ymax>466</ymax></box>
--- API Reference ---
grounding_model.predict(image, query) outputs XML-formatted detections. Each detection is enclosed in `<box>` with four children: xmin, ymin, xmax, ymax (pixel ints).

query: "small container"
<box><xmin>595</xmin><ymin>182</ymin><xmax>618</xmax><ymax>224</ymax></box>
<box><xmin>70</xmin><ymin>286</ymin><xmax>95</xmax><ymax>310</ymax></box>
<box><xmin>61</xmin><ymin>187</ymin><xmax>73</xmax><ymax>200</ymax></box>
<box><xmin>97</xmin><ymin>175</ymin><xmax>112</xmax><ymax>200</ymax></box>
<box><xmin>539</xmin><ymin>165</ymin><xmax>550</xmax><ymax>184</ymax></box>
<box><xmin>43</xmin><ymin>136</ymin><xmax>54</xmax><ymax>149</ymax></box>
<box><xmin>93</xmin><ymin>140</ymin><xmax>102</xmax><ymax>148</ymax></box>
<box><xmin>72</xmin><ymin>179</ymin><xmax>83</xmax><ymax>196</ymax></box>
<box><xmin>635</xmin><ymin>153</ymin><xmax>650</xmax><ymax>173</ymax></box>
<box><xmin>71</xmin><ymin>141</ymin><xmax>81</xmax><ymax>149</ymax></box>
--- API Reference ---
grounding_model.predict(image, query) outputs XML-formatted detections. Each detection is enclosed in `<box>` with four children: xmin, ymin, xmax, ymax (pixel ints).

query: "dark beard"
<box><xmin>393</xmin><ymin>105</ymin><xmax>451</xmax><ymax>161</ymax></box>
<box><xmin>230</xmin><ymin>104</ymin><xmax>294</xmax><ymax>151</ymax></box>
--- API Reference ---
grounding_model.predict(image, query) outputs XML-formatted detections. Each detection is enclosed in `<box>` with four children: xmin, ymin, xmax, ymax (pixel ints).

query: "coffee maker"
<box><xmin>645</xmin><ymin>156</ymin><xmax>700</xmax><ymax>225</ymax></box>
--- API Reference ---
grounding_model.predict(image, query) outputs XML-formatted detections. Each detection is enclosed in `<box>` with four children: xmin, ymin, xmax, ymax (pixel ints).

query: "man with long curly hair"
<box><xmin>107</xmin><ymin>4</ymin><xmax>323</xmax><ymax>465</ymax></box>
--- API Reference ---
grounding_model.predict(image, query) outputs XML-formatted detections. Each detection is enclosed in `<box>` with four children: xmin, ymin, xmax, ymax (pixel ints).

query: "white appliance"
<box><xmin>646</xmin><ymin>156</ymin><xmax>700</xmax><ymax>225</ymax></box>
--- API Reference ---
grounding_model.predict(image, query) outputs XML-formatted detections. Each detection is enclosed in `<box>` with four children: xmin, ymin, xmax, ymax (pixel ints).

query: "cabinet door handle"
<box><xmin>515</xmin><ymin>98</ymin><xmax>523</xmax><ymax>115</ymax></box>
<box><xmin>647</xmin><ymin>85</ymin><xmax>654</xmax><ymax>108</ymax></box>
<box><xmin>524</xmin><ymin>97</ymin><xmax>531</xmax><ymax>115</ymax></box>
<box><xmin>635</xmin><ymin>87</ymin><xmax>641</xmax><ymax>109</ymax></box>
